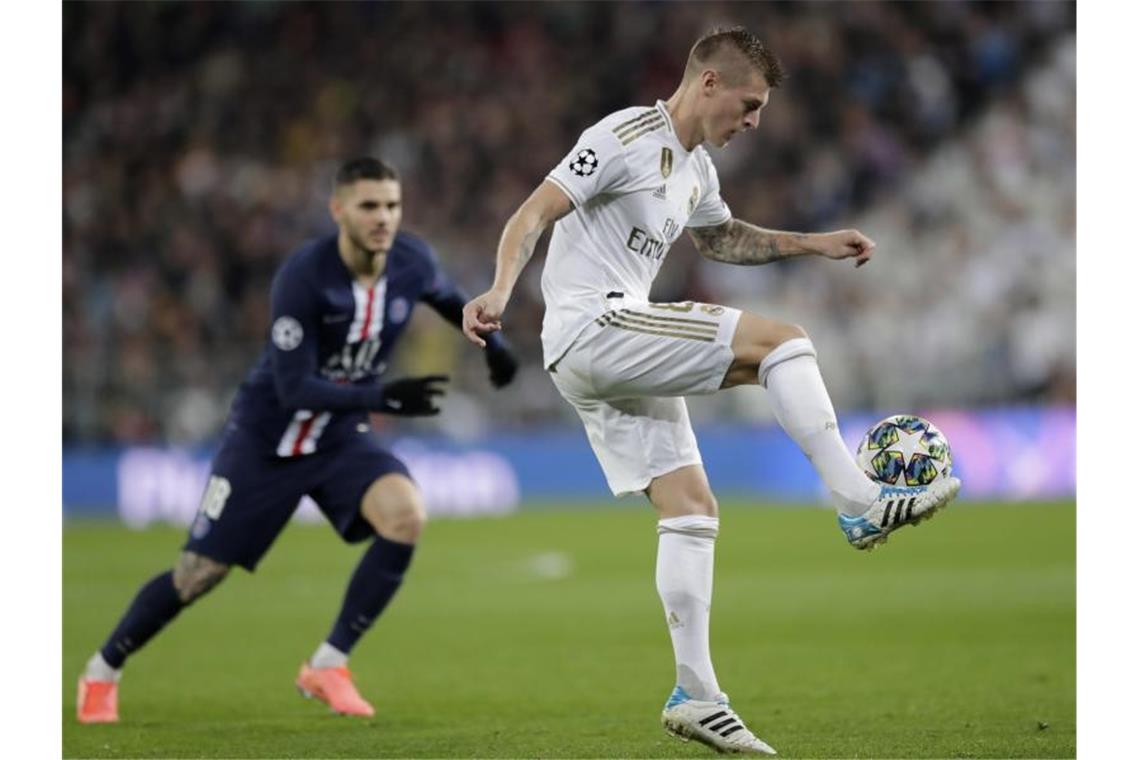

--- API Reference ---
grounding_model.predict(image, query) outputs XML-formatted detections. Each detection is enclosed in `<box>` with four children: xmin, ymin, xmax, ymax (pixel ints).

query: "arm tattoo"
<box><xmin>690</xmin><ymin>219</ymin><xmax>825</xmax><ymax>265</ymax></box>
<box><xmin>173</xmin><ymin>550</ymin><xmax>230</xmax><ymax>603</ymax></box>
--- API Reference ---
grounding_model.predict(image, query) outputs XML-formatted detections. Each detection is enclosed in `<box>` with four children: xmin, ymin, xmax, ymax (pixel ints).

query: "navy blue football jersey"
<box><xmin>225</xmin><ymin>231</ymin><xmax>476</xmax><ymax>456</ymax></box>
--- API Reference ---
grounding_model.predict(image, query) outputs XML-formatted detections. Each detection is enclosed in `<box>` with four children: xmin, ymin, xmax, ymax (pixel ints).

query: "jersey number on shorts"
<box><xmin>650</xmin><ymin>301</ymin><xmax>695</xmax><ymax>313</ymax></box>
<box><xmin>199</xmin><ymin>475</ymin><xmax>232</xmax><ymax>520</ymax></box>
<box><xmin>649</xmin><ymin>301</ymin><xmax>724</xmax><ymax>317</ymax></box>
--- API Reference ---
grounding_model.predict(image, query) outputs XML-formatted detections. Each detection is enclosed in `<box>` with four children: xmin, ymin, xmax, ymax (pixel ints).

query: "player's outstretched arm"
<box><xmin>417</xmin><ymin>249</ymin><xmax>519</xmax><ymax>387</ymax></box>
<box><xmin>462</xmin><ymin>181</ymin><xmax>572</xmax><ymax>347</ymax></box>
<box><xmin>688</xmin><ymin>219</ymin><xmax>876</xmax><ymax>268</ymax></box>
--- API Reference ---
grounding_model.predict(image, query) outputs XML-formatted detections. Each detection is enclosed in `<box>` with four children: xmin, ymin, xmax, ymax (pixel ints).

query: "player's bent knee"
<box><xmin>733</xmin><ymin>314</ymin><xmax>807</xmax><ymax>354</ymax></box>
<box><xmin>724</xmin><ymin>317</ymin><xmax>812</xmax><ymax>388</ymax></box>
<box><xmin>378</xmin><ymin>500</ymin><xmax>426</xmax><ymax>543</ymax></box>
<box><xmin>691</xmin><ymin>491</ymin><xmax>719</xmax><ymax>517</ymax></box>
<box><xmin>646</xmin><ymin>465</ymin><xmax>719</xmax><ymax>518</ymax></box>
<box><xmin>755</xmin><ymin>320</ymin><xmax>807</xmax><ymax>353</ymax></box>
<box><xmin>361</xmin><ymin>475</ymin><xmax>426</xmax><ymax>544</ymax></box>
<box><xmin>172</xmin><ymin>551</ymin><xmax>231</xmax><ymax>604</ymax></box>
<box><xmin>660</xmin><ymin>491</ymin><xmax>717</xmax><ymax>518</ymax></box>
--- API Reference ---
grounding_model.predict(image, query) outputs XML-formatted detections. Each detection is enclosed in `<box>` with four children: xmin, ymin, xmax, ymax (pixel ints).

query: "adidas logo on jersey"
<box><xmin>652</xmin><ymin>184</ymin><xmax>667</xmax><ymax>201</ymax></box>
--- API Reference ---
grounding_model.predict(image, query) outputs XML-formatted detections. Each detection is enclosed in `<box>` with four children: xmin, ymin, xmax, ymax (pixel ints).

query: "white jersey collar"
<box><xmin>655</xmin><ymin>100</ymin><xmax>694</xmax><ymax>155</ymax></box>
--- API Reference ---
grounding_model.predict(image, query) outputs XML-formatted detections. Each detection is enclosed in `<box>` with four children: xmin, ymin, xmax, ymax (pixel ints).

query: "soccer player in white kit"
<box><xmin>463</xmin><ymin>27</ymin><xmax>960</xmax><ymax>755</ymax></box>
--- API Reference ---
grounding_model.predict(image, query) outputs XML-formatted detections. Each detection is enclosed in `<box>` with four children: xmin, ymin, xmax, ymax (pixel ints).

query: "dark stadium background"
<box><xmin>63</xmin><ymin>1</ymin><xmax>1074</xmax><ymax>445</ymax></box>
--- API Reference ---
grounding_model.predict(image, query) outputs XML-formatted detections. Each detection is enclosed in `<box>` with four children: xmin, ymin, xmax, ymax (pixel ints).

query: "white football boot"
<box><xmin>661</xmin><ymin>686</ymin><xmax>776</xmax><ymax>755</ymax></box>
<box><xmin>837</xmin><ymin>477</ymin><xmax>961</xmax><ymax>551</ymax></box>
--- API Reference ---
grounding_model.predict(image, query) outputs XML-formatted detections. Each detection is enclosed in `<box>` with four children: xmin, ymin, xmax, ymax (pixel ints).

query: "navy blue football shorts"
<box><xmin>183</xmin><ymin>427</ymin><xmax>412</xmax><ymax>571</ymax></box>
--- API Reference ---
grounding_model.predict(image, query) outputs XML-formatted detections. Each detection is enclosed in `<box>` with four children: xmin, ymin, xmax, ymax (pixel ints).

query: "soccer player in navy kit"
<box><xmin>77</xmin><ymin>157</ymin><xmax>518</xmax><ymax>723</ymax></box>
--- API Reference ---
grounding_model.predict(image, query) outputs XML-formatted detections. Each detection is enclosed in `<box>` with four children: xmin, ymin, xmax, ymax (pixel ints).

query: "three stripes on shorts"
<box><xmin>595</xmin><ymin>309</ymin><xmax>718</xmax><ymax>342</ymax></box>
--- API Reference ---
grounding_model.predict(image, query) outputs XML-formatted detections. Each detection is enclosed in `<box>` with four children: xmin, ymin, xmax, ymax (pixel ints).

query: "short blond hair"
<box><xmin>685</xmin><ymin>26</ymin><xmax>784</xmax><ymax>88</ymax></box>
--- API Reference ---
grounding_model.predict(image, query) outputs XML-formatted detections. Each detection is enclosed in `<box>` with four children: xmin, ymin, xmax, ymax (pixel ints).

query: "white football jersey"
<box><xmin>541</xmin><ymin>100</ymin><xmax>732</xmax><ymax>367</ymax></box>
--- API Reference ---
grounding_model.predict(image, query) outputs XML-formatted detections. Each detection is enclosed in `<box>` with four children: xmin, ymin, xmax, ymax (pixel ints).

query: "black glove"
<box><xmin>376</xmin><ymin>375</ymin><xmax>449</xmax><ymax>416</ymax></box>
<box><xmin>485</xmin><ymin>340</ymin><xmax>519</xmax><ymax>388</ymax></box>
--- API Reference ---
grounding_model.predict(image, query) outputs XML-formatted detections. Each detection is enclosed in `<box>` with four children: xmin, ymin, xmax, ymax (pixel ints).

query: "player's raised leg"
<box><xmin>649</xmin><ymin>465</ymin><xmax>777</xmax><ymax>756</ymax></box>
<box><xmin>297</xmin><ymin>472</ymin><xmax>424</xmax><ymax>717</ymax></box>
<box><xmin>724</xmin><ymin>313</ymin><xmax>960</xmax><ymax>549</ymax></box>
<box><xmin>77</xmin><ymin>551</ymin><xmax>230</xmax><ymax>723</ymax></box>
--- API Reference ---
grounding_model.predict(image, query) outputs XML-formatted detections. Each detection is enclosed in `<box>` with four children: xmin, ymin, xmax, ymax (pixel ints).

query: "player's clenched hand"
<box><xmin>462</xmin><ymin>289</ymin><xmax>509</xmax><ymax>347</ymax></box>
<box><xmin>377</xmin><ymin>375</ymin><xmax>449</xmax><ymax>416</ymax></box>
<box><xmin>812</xmin><ymin>229</ymin><xmax>877</xmax><ymax>268</ymax></box>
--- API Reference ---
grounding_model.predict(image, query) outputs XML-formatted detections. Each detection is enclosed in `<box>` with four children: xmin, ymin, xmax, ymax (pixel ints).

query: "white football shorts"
<box><xmin>548</xmin><ymin>300</ymin><xmax>742</xmax><ymax>497</ymax></box>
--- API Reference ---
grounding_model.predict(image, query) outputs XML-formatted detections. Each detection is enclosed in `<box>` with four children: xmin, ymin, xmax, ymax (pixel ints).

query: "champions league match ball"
<box><xmin>855</xmin><ymin>414</ymin><xmax>954</xmax><ymax>487</ymax></box>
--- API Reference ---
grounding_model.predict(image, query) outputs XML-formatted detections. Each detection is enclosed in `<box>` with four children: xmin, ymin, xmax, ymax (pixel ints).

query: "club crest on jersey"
<box><xmin>660</xmin><ymin>147</ymin><xmax>673</xmax><ymax>178</ymax></box>
<box><xmin>569</xmin><ymin>148</ymin><xmax>598</xmax><ymax>177</ymax></box>
<box><xmin>323</xmin><ymin>337</ymin><xmax>382</xmax><ymax>382</ymax></box>
<box><xmin>388</xmin><ymin>297</ymin><xmax>409</xmax><ymax>324</ymax></box>
<box><xmin>271</xmin><ymin>316</ymin><xmax>303</xmax><ymax>351</ymax></box>
<box><xmin>688</xmin><ymin>185</ymin><xmax>700</xmax><ymax>215</ymax></box>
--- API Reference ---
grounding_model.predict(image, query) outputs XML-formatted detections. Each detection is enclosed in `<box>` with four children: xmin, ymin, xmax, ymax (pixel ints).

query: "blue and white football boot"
<box><xmin>661</xmin><ymin>686</ymin><xmax>777</xmax><ymax>755</ymax></box>
<box><xmin>838</xmin><ymin>477</ymin><xmax>961</xmax><ymax>551</ymax></box>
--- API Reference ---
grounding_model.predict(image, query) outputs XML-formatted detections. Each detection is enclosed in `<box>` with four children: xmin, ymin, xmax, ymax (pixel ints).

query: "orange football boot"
<box><xmin>295</xmin><ymin>662</ymin><xmax>375</xmax><ymax>717</ymax></box>
<box><xmin>77</xmin><ymin>678</ymin><xmax>119</xmax><ymax>723</ymax></box>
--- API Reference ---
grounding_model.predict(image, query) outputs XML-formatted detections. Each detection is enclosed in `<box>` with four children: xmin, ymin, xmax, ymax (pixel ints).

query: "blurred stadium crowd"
<box><xmin>63</xmin><ymin>1</ymin><xmax>1075</xmax><ymax>444</ymax></box>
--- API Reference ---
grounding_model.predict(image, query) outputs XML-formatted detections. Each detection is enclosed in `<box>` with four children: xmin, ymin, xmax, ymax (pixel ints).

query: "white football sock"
<box><xmin>657</xmin><ymin>515</ymin><xmax>721</xmax><ymax>702</ymax></box>
<box><xmin>310</xmin><ymin>641</ymin><xmax>349</xmax><ymax>669</ymax></box>
<box><xmin>760</xmin><ymin>338</ymin><xmax>879</xmax><ymax>516</ymax></box>
<box><xmin>84</xmin><ymin>652</ymin><xmax>122</xmax><ymax>682</ymax></box>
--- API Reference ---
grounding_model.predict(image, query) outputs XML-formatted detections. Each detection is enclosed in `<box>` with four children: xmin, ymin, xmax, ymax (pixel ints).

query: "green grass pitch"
<box><xmin>64</xmin><ymin>501</ymin><xmax>1074</xmax><ymax>758</ymax></box>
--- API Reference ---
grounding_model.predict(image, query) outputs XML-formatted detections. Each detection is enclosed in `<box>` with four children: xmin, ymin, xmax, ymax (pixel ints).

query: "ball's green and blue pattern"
<box><xmin>891</xmin><ymin>415</ymin><xmax>928</xmax><ymax>434</ymax></box>
<box><xmin>870</xmin><ymin>449</ymin><xmax>906</xmax><ymax>482</ymax></box>
<box><xmin>865</xmin><ymin>422</ymin><xmax>901</xmax><ymax>450</ymax></box>
<box><xmin>856</xmin><ymin>414</ymin><xmax>954</xmax><ymax>487</ymax></box>
<box><xmin>921</xmin><ymin>430</ymin><xmax>951</xmax><ymax>462</ymax></box>
<box><xmin>904</xmin><ymin>451</ymin><xmax>941</xmax><ymax>486</ymax></box>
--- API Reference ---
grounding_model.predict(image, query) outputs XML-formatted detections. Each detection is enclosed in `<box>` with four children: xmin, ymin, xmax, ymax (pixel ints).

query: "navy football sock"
<box><xmin>99</xmin><ymin>570</ymin><xmax>185</xmax><ymax>669</ymax></box>
<box><xmin>326</xmin><ymin>535</ymin><xmax>415</xmax><ymax>655</ymax></box>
